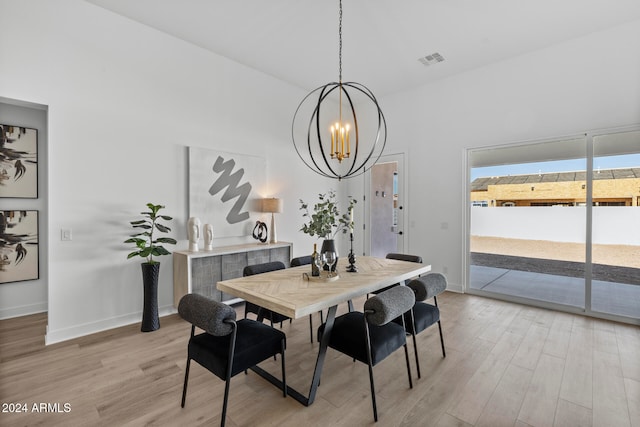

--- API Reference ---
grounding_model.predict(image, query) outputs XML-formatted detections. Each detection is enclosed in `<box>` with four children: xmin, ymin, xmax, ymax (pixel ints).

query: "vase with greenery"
<box><xmin>124</xmin><ymin>203</ymin><xmax>177</xmax><ymax>332</ymax></box>
<box><xmin>299</xmin><ymin>190</ymin><xmax>356</xmax><ymax>271</ymax></box>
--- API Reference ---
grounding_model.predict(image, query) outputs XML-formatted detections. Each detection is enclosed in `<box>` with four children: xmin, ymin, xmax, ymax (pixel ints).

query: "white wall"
<box><xmin>0</xmin><ymin>0</ymin><xmax>335</xmax><ymax>343</ymax></box>
<box><xmin>365</xmin><ymin>18</ymin><xmax>640</xmax><ymax>292</ymax></box>
<box><xmin>471</xmin><ymin>207</ymin><xmax>640</xmax><ymax>246</ymax></box>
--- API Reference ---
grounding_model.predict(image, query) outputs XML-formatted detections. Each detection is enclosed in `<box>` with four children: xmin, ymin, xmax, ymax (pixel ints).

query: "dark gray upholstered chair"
<box><xmin>370</xmin><ymin>253</ymin><xmax>423</xmax><ymax>296</ymax></box>
<box><xmin>318</xmin><ymin>286</ymin><xmax>416</xmax><ymax>422</ymax></box>
<box><xmin>290</xmin><ymin>255</ymin><xmax>312</xmax><ymax>267</ymax></box>
<box><xmin>178</xmin><ymin>293</ymin><xmax>286</xmax><ymax>427</ymax></box>
<box><xmin>243</xmin><ymin>261</ymin><xmax>290</xmax><ymax>327</ymax></box>
<box><xmin>396</xmin><ymin>273</ymin><xmax>447</xmax><ymax>379</ymax></box>
<box><xmin>290</xmin><ymin>255</ymin><xmax>324</xmax><ymax>343</ymax></box>
<box><xmin>386</xmin><ymin>253</ymin><xmax>423</xmax><ymax>264</ymax></box>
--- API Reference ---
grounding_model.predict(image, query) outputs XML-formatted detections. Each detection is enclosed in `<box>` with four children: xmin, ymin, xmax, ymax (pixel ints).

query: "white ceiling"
<box><xmin>85</xmin><ymin>0</ymin><xmax>640</xmax><ymax>96</ymax></box>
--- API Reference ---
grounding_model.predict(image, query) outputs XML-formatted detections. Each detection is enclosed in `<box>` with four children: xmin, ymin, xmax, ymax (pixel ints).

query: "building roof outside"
<box><xmin>470</xmin><ymin>167</ymin><xmax>640</xmax><ymax>191</ymax></box>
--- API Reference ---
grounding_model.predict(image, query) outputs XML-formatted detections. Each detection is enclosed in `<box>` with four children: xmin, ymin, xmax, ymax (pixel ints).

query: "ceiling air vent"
<box><xmin>418</xmin><ymin>52</ymin><xmax>445</xmax><ymax>67</ymax></box>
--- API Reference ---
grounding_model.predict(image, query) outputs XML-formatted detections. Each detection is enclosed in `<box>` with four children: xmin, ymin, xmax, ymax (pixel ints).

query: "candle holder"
<box><xmin>346</xmin><ymin>232</ymin><xmax>358</xmax><ymax>272</ymax></box>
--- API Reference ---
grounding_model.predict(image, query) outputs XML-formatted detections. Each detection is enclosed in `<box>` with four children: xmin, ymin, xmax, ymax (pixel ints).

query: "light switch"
<box><xmin>61</xmin><ymin>229</ymin><xmax>72</xmax><ymax>241</ymax></box>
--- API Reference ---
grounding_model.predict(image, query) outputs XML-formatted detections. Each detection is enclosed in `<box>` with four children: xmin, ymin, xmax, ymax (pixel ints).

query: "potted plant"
<box><xmin>124</xmin><ymin>203</ymin><xmax>177</xmax><ymax>332</ymax></box>
<box><xmin>299</xmin><ymin>190</ymin><xmax>356</xmax><ymax>270</ymax></box>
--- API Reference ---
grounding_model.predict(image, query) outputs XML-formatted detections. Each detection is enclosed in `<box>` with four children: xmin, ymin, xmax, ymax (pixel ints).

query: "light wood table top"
<box><xmin>217</xmin><ymin>256</ymin><xmax>431</xmax><ymax>319</ymax></box>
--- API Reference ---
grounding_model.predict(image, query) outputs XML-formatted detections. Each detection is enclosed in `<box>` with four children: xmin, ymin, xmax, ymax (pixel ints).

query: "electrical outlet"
<box><xmin>61</xmin><ymin>229</ymin><xmax>72</xmax><ymax>241</ymax></box>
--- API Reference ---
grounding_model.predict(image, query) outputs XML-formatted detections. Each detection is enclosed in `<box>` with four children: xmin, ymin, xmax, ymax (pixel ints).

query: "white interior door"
<box><xmin>364</xmin><ymin>153</ymin><xmax>406</xmax><ymax>257</ymax></box>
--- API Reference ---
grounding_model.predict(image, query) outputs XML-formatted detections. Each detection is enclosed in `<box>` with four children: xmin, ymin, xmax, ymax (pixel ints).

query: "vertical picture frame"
<box><xmin>0</xmin><ymin>124</ymin><xmax>38</xmax><ymax>198</ymax></box>
<box><xmin>0</xmin><ymin>210</ymin><xmax>39</xmax><ymax>283</ymax></box>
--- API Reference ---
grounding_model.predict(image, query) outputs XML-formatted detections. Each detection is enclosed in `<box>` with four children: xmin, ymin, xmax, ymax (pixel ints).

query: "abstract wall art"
<box><xmin>0</xmin><ymin>210</ymin><xmax>39</xmax><ymax>284</ymax></box>
<box><xmin>189</xmin><ymin>147</ymin><xmax>266</xmax><ymax>238</ymax></box>
<box><xmin>0</xmin><ymin>124</ymin><xmax>38</xmax><ymax>198</ymax></box>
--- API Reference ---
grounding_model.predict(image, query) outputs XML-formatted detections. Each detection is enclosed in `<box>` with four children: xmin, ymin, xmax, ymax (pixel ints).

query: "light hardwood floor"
<box><xmin>1</xmin><ymin>293</ymin><xmax>638</xmax><ymax>426</ymax></box>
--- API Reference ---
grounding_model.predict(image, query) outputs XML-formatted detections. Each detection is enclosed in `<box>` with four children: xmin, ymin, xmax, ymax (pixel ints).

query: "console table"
<box><xmin>172</xmin><ymin>242</ymin><xmax>292</xmax><ymax>308</ymax></box>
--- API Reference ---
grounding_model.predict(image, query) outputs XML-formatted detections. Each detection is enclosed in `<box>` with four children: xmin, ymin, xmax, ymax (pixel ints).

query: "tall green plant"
<box><xmin>125</xmin><ymin>203</ymin><xmax>177</xmax><ymax>264</ymax></box>
<box><xmin>299</xmin><ymin>190</ymin><xmax>356</xmax><ymax>239</ymax></box>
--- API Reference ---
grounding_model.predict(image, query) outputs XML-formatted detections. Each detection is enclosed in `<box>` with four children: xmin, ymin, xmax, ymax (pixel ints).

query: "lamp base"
<box><xmin>269</xmin><ymin>213</ymin><xmax>278</xmax><ymax>244</ymax></box>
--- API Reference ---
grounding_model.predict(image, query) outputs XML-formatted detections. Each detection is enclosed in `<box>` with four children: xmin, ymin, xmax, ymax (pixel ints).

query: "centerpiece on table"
<box><xmin>299</xmin><ymin>190</ymin><xmax>356</xmax><ymax>271</ymax></box>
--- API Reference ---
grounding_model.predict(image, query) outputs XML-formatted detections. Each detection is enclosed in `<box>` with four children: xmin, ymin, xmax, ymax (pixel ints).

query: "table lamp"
<box><xmin>262</xmin><ymin>198</ymin><xmax>283</xmax><ymax>244</ymax></box>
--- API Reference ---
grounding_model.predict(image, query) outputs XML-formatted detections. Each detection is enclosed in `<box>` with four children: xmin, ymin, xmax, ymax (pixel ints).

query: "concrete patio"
<box><xmin>470</xmin><ymin>264</ymin><xmax>640</xmax><ymax>319</ymax></box>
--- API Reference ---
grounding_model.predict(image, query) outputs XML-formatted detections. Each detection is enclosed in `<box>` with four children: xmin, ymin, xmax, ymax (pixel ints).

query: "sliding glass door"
<box><xmin>468</xmin><ymin>129</ymin><xmax>640</xmax><ymax>323</ymax></box>
<box><xmin>590</xmin><ymin>130</ymin><xmax>640</xmax><ymax>319</ymax></box>
<box><xmin>469</xmin><ymin>137</ymin><xmax>588</xmax><ymax>310</ymax></box>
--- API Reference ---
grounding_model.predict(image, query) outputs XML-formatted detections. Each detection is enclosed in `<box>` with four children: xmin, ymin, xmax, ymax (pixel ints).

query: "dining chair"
<box><xmin>369</xmin><ymin>253</ymin><xmax>423</xmax><ymax>296</ymax></box>
<box><xmin>317</xmin><ymin>286</ymin><xmax>416</xmax><ymax>422</ymax></box>
<box><xmin>178</xmin><ymin>293</ymin><xmax>287</xmax><ymax>427</ymax></box>
<box><xmin>395</xmin><ymin>273</ymin><xmax>447</xmax><ymax>379</ymax></box>
<box><xmin>291</xmin><ymin>255</ymin><xmax>324</xmax><ymax>343</ymax></box>
<box><xmin>290</xmin><ymin>255</ymin><xmax>313</xmax><ymax>267</ymax></box>
<box><xmin>243</xmin><ymin>261</ymin><xmax>291</xmax><ymax>327</ymax></box>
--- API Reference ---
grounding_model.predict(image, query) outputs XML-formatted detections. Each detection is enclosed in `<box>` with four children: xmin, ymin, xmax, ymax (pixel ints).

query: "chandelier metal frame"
<box><xmin>291</xmin><ymin>0</ymin><xmax>387</xmax><ymax>180</ymax></box>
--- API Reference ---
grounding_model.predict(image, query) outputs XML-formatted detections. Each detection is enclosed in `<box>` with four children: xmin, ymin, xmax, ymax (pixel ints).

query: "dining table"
<box><xmin>216</xmin><ymin>255</ymin><xmax>431</xmax><ymax>406</ymax></box>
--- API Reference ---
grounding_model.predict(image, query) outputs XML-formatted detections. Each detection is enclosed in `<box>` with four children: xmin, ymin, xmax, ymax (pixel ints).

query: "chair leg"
<box><xmin>403</xmin><ymin>342</ymin><xmax>413</xmax><ymax>390</ymax></box>
<box><xmin>364</xmin><ymin>320</ymin><xmax>378</xmax><ymax>422</ymax></box>
<box><xmin>438</xmin><ymin>320</ymin><xmax>446</xmax><ymax>358</ymax></box>
<box><xmin>434</xmin><ymin>296</ymin><xmax>446</xmax><ymax>358</ymax></box>
<box><xmin>221</xmin><ymin>326</ymin><xmax>237</xmax><ymax>427</ymax></box>
<box><xmin>181</xmin><ymin>358</ymin><xmax>191</xmax><ymax>408</ymax></box>
<box><xmin>309</xmin><ymin>314</ymin><xmax>313</xmax><ymax>343</ymax></box>
<box><xmin>367</xmin><ymin>362</ymin><xmax>378</xmax><ymax>422</ymax></box>
<box><xmin>411</xmin><ymin>328</ymin><xmax>421</xmax><ymax>379</ymax></box>
<box><xmin>280</xmin><ymin>339</ymin><xmax>287</xmax><ymax>397</ymax></box>
<box><xmin>221</xmin><ymin>377</ymin><xmax>231</xmax><ymax>427</ymax></box>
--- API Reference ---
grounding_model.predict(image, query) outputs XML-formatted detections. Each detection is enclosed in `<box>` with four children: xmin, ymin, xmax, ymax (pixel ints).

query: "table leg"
<box><xmin>306</xmin><ymin>304</ymin><xmax>337</xmax><ymax>405</ymax></box>
<box><xmin>249</xmin><ymin>304</ymin><xmax>338</xmax><ymax>407</ymax></box>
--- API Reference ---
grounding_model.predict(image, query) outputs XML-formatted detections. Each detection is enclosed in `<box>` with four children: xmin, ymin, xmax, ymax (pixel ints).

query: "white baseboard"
<box><xmin>0</xmin><ymin>301</ymin><xmax>48</xmax><ymax>320</ymax></box>
<box><xmin>45</xmin><ymin>304</ymin><xmax>177</xmax><ymax>345</ymax></box>
<box><xmin>446</xmin><ymin>283</ymin><xmax>464</xmax><ymax>293</ymax></box>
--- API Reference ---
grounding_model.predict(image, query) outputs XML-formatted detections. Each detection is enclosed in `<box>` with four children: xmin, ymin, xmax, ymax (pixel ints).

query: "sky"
<box><xmin>471</xmin><ymin>153</ymin><xmax>640</xmax><ymax>181</ymax></box>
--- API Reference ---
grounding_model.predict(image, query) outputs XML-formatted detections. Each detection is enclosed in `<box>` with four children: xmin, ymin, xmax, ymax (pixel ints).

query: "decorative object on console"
<box><xmin>291</xmin><ymin>0</ymin><xmax>386</xmax><ymax>180</ymax></box>
<box><xmin>203</xmin><ymin>223</ymin><xmax>214</xmax><ymax>251</ymax></box>
<box><xmin>252</xmin><ymin>221</ymin><xmax>268</xmax><ymax>243</ymax></box>
<box><xmin>124</xmin><ymin>203</ymin><xmax>177</xmax><ymax>332</ymax></box>
<box><xmin>187</xmin><ymin>217</ymin><xmax>201</xmax><ymax>252</ymax></box>
<box><xmin>262</xmin><ymin>197</ymin><xmax>283</xmax><ymax>244</ymax></box>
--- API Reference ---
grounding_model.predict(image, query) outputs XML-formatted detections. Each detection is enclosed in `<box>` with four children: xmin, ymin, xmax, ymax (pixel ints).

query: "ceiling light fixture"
<box><xmin>291</xmin><ymin>0</ymin><xmax>386</xmax><ymax>180</ymax></box>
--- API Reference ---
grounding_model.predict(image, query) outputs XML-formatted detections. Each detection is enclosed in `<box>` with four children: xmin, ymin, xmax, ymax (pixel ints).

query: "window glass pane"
<box><xmin>469</xmin><ymin>138</ymin><xmax>586</xmax><ymax>308</ymax></box>
<box><xmin>591</xmin><ymin>131</ymin><xmax>640</xmax><ymax>319</ymax></box>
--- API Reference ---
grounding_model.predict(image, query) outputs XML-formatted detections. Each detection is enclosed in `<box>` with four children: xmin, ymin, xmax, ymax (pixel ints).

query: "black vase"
<box><xmin>141</xmin><ymin>262</ymin><xmax>161</xmax><ymax>332</ymax></box>
<box><xmin>320</xmin><ymin>239</ymin><xmax>339</xmax><ymax>272</ymax></box>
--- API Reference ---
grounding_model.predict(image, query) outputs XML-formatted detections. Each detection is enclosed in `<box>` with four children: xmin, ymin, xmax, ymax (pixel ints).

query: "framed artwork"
<box><xmin>0</xmin><ymin>124</ymin><xmax>38</xmax><ymax>198</ymax></box>
<box><xmin>189</xmin><ymin>147</ymin><xmax>266</xmax><ymax>238</ymax></box>
<box><xmin>0</xmin><ymin>210</ymin><xmax>39</xmax><ymax>284</ymax></box>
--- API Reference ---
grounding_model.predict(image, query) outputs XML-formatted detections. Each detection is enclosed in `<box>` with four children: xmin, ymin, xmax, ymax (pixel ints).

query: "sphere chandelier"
<box><xmin>292</xmin><ymin>0</ymin><xmax>387</xmax><ymax>180</ymax></box>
